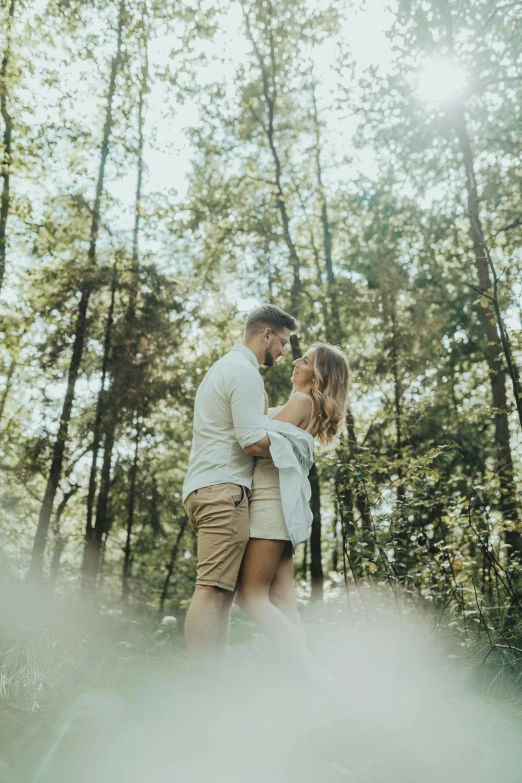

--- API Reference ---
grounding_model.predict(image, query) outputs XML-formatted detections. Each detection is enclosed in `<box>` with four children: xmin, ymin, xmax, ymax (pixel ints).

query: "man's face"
<box><xmin>262</xmin><ymin>327</ymin><xmax>292</xmax><ymax>367</ymax></box>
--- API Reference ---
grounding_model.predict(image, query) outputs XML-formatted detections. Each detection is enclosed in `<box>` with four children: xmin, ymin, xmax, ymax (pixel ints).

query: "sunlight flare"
<box><xmin>418</xmin><ymin>59</ymin><xmax>467</xmax><ymax>103</ymax></box>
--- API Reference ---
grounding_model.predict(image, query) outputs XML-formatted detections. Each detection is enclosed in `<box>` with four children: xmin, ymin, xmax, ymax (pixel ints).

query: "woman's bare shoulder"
<box><xmin>272</xmin><ymin>393</ymin><xmax>312</xmax><ymax>427</ymax></box>
<box><xmin>283</xmin><ymin>392</ymin><xmax>313</xmax><ymax>411</ymax></box>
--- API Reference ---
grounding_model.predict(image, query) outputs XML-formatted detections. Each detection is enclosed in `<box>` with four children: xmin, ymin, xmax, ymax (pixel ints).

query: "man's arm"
<box><xmin>245</xmin><ymin>394</ymin><xmax>318</xmax><ymax>457</ymax></box>
<box><xmin>229</xmin><ymin>368</ymin><xmax>270</xmax><ymax>455</ymax></box>
<box><xmin>243</xmin><ymin>390</ymin><xmax>271</xmax><ymax>456</ymax></box>
<box><xmin>243</xmin><ymin>434</ymin><xmax>271</xmax><ymax>458</ymax></box>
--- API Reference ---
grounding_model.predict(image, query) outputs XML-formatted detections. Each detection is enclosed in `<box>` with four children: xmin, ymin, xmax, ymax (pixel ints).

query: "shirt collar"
<box><xmin>231</xmin><ymin>343</ymin><xmax>260</xmax><ymax>370</ymax></box>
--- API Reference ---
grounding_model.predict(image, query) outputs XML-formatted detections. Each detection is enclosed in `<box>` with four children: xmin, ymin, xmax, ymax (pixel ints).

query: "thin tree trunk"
<box><xmin>242</xmin><ymin>3</ymin><xmax>301</xmax><ymax>324</ymax></box>
<box><xmin>336</xmin><ymin>438</ymin><xmax>362</xmax><ymax>581</ymax></box>
<box><xmin>82</xmin><ymin>257</ymin><xmax>118</xmax><ymax>581</ymax></box>
<box><xmin>122</xmin><ymin>416</ymin><xmax>140</xmax><ymax>603</ymax></box>
<box><xmin>390</xmin><ymin>301</ymin><xmax>407</xmax><ymax>573</ymax></box>
<box><xmin>0</xmin><ymin>0</ymin><xmax>15</xmax><ymax>293</ymax></box>
<box><xmin>83</xmin><ymin>30</ymin><xmax>148</xmax><ymax>592</ymax></box>
<box><xmin>301</xmin><ymin>538</ymin><xmax>308</xmax><ymax>582</ymax></box>
<box><xmin>130</xmin><ymin>38</ymin><xmax>147</xmax><ymax>311</ymax></box>
<box><xmin>310</xmin><ymin>100</ymin><xmax>373</xmax><ymax>560</ymax></box>
<box><xmin>331</xmin><ymin>499</ymin><xmax>339</xmax><ymax>573</ymax></box>
<box><xmin>98</xmin><ymin>530</ymin><xmax>110</xmax><ymax>590</ymax></box>
<box><xmin>49</xmin><ymin>486</ymin><xmax>78</xmax><ymax>588</ymax></box>
<box><xmin>0</xmin><ymin>357</ymin><xmax>15</xmax><ymax>423</ymax></box>
<box><xmin>346</xmin><ymin>414</ymin><xmax>373</xmax><ymax>530</ymax></box>
<box><xmin>159</xmin><ymin>518</ymin><xmax>188</xmax><ymax>614</ymax></box>
<box><xmin>440</xmin><ymin>0</ymin><xmax>522</xmax><ymax>558</ymax></box>
<box><xmin>84</xmin><ymin>417</ymin><xmax>117</xmax><ymax>590</ymax></box>
<box><xmin>29</xmin><ymin>0</ymin><xmax>126</xmax><ymax>580</ymax></box>
<box><xmin>311</xmin><ymin>77</ymin><xmax>340</xmax><ymax>340</ymax></box>
<box><xmin>336</xmin><ymin>479</ymin><xmax>358</xmax><ymax>586</ymax></box>
<box><xmin>309</xmin><ymin>462</ymin><xmax>324</xmax><ymax>600</ymax></box>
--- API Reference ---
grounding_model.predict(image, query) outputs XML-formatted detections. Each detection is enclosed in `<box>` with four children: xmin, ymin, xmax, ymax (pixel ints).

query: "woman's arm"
<box><xmin>272</xmin><ymin>393</ymin><xmax>313</xmax><ymax>430</ymax></box>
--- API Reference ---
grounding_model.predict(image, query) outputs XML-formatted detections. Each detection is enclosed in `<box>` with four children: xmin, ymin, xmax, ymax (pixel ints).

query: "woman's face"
<box><xmin>291</xmin><ymin>347</ymin><xmax>317</xmax><ymax>389</ymax></box>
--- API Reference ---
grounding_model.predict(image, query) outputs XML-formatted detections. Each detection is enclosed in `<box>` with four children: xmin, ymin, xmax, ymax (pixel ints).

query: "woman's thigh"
<box><xmin>239</xmin><ymin>539</ymin><xmax>286</xmax><ymax>595</ymax></box>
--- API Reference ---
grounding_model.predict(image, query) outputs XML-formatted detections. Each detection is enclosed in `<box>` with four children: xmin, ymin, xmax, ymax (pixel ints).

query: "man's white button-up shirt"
<box><xmin>182</xmin><ymin>344</ymin><xmax>267</xmax><ymax>502</ymax></box>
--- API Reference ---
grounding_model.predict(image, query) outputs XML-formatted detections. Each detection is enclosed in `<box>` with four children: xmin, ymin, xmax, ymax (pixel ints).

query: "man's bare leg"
<box><xmin>217</xmin><ymin>589</ymin><xmax>237</xmax><ymax>649</ymax></box>
<box><xmin>185</xmin><ymin>584</ymin><xmax>233</xmax><ymax>659</ymax></box>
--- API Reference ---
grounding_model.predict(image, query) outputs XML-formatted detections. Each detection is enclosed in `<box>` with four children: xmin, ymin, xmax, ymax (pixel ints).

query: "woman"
<box><xmin>236</xmin><ymin>343</ymin><xmax>350</xmax><ymax>674</ymax></box>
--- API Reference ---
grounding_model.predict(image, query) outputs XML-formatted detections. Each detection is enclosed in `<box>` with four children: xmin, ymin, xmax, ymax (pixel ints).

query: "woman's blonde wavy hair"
<box><xmin>304</xmin><ymin>343</ymin><xmax>350</xmax><ymax>445</ymax></box>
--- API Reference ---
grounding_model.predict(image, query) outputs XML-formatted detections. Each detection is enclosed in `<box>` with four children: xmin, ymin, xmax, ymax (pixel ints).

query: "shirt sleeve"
<box><xmin>229</xmin><ymin>367</ymin><xmax>267</xmax><ymax>449</ymax></box>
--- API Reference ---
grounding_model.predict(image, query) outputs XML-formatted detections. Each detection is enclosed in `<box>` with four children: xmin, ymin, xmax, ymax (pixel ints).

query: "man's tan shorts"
<box><xmin>183</xmin><ymin>483</ymin><xmax>249</xmax><ymax>591</ymax></box>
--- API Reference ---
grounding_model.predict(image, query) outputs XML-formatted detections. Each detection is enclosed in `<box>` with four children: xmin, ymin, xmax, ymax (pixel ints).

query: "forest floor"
<box><xmin>1</xmin><ymin>582</ymin><xmax>522</xmax><ymax>783</ymax></box>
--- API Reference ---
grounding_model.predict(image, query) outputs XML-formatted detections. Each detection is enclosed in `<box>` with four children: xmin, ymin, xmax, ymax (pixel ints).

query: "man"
<box><xmin>182</xmin><ymin>304</ymin><xmax>299</xmax><ymax>659</ymax></box>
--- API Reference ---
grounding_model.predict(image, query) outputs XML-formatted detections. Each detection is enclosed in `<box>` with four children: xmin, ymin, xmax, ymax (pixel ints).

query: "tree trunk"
<box><xmin>82</xmin><ymin>31</ymin><xmax>147</xmax><ymax>593</ymax></box>
<box><xmin>242</xmin><ymin>4</ymin><xmax>301</xmax><ymax>323</ymax></box>
<box><xmin>122</xmin><ymin>417</ymin><xmax>140</xmax><ymax>603</ymax></box>
<box><xmin>311</xmin><ymin>77</ymin><xmax>340</xmax><ymax>341</ymax></box>
<box><xmin>390</xmin><ymin>300</ymin><xmax>407</xmax><ymax>573</ymax></box>
<box><xmin>0</xmin><ymin>0</ymin><xmax>15</xmax><ymax>293</ymax></box>
<box><xmin>29</xmin><ymin>0</ymin><xmax>126</xmax><ymax>580</ymax></box>
<box><xmin>98</xmin><ymin>529</ymin><xmax>111</xmax><ymax>590</ymax></box>
<box><xmin>345</xmin><ymin>413</ymin><xmax>373</xmax><ymax>530</ymax></box>
<box><xmin>83</xmin><ymin>415</ymin><xmax>117</xmax><ymax>590</ymax></box>
<box><xmin>0</xmin><ymin>357</ymin><xmax>15</xmax><ymax>423</ymax></box>
<box><xmin>453</xmin><ymin>107</ymin><xmax>521</xmax><ymax>556</ymax></box>
<box><xmin>300</xmin><ymin>538</ymin><xmax>308</xmax><ymax>582</ymax></box>
<box><xmin>309</xmin><ymin>115</ymin><xmax>372</xmax><ymax>566</ymax></box>
<box><xmin>49</xmin><ymin>486</ymin><xmax>78</xmax><ymax>589</ymax></box>
<box><xmin>82</xmin><ymin>258</ymin><xmax>118</xmax><ymax>581</ymax></box>
<box><xmin>439</xmin><ymin>0</ymin><xmax>522</xmax><ymax>558</ymax></box>
<box><xmin>331</xmin><ymin>500</ymin><xmax>339</xmax><ymax>573</ymax></box>
<box><xmin>336</xmin><ymin>478</ymin><xmax>357</xmax><ymax>586</ymax></box>
<box><xmin>159</xmin><ymin>518</ymin><xmax>188</xmax><ymax>614</ymax></box>
<box><xmin>309</xmin><ymin>462</ymin><xmax>324</xmax><ymax>600</ymax></box>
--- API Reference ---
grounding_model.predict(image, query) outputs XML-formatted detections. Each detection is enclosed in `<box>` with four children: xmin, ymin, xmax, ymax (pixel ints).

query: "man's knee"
<box><xmin>193</xmin><ymin>584</ymin><xmax>231</xmax><ymax>604</ymax></box>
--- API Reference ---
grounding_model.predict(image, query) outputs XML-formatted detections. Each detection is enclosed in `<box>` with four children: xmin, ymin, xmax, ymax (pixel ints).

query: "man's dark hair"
<box><xmin>245</xmin><ymin>304</ymin><xmax>299</xmax><ymax>335</ymax></box>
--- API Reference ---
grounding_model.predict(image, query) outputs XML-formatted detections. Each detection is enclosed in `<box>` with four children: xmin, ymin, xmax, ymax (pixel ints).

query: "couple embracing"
<box><xmin>182</xmin><ymin>305</ymin><xmax>349</xmax><ymax>675</ymax></box>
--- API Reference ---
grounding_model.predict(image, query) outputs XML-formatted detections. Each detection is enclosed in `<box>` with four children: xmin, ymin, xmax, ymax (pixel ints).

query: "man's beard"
<box><xmin>263</xmin><ymin>347</ymin><xmax>276</xmax><ymax>367</ymax></box>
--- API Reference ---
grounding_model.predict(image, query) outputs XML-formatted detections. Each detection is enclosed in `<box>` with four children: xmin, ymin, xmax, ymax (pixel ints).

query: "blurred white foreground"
<box><xmin>33</xmin><ymin>603</ymin><xmax>522</xmax><ymax>783</ymax></box>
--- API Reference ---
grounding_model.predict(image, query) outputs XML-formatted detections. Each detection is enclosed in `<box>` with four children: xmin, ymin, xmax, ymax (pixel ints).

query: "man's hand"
<box><xmin>263</xmin><ymin>391</ymin><xmax>269</xmax><ymax>415</ymax></box>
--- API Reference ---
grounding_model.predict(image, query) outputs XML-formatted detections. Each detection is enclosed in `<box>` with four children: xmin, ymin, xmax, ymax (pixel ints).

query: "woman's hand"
<box><xmin>264</xmin><ymin>390</ymin><xmax>269</xmax><ymax>415</ymax></box>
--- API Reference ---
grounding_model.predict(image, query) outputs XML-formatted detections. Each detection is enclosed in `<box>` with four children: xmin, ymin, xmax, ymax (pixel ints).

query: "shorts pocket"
<box><xmin>232</xmin><ymin>486</ymin><xmax>246</xmax><ymax>509</ymax></box>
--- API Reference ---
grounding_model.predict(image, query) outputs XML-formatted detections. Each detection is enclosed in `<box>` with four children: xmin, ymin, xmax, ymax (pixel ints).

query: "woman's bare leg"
<box><xmin>236</xmin><ymin>538</ymin><xmax>321</xmax><ymax>674</ymax></box>
<box><xmin>269</xmin><ymin>542</ymin><xmax>305</xmax><ymax>638</ymax></box>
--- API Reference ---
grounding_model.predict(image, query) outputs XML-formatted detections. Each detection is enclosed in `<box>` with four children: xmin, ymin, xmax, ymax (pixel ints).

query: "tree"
<box><xmin>352</xmin><ymin>0</ymin><xmax>522</xmax><ymax>558</ymax></box>
<box><xmin>29</xmin><ymin>0</ymin><xmax>128</xmax><ymax>579</ymax></box>
<box><xmin>0</xmin><ymin>0</ymin><xmax>16</xmax><ymax>292</ymax></box>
